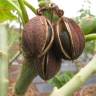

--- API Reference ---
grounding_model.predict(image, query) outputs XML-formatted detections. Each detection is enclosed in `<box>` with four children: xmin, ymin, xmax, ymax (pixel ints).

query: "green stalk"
<box><xmin>0</xmin><ymin>24</ymin><xmax>8</xmax><ymax>96</ymax></box>
<box><xmin>18</xmin><ymin>0</ymin><xmax>29</xmax><ymax>24</ymax></box>
<box><xmin>50</xmin><ymin>55</ymin><xmax>96</xmax><ymax>96</ymax></box>
<box><xmin>85</xmin><ymin>33</ymin><xmax>96</xmax><ymax>41</ymax></box>
<box><xmin>15</xmin><ymin>60</ymin><xmax>37</xmax><ymax>96</ymax></box>
<box><xmin>24</xmin><ymin>0</ymin><xmax>36</xmax><ymax>14</ymax></box>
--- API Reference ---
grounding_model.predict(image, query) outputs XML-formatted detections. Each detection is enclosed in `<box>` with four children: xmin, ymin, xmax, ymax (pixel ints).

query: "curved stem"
<box><xmin>18</xmin><ymin>0</ymin><xmax>29</xmax><ymax>24</ymax></box>
<box><xmin>24</xmin><ymin>0</ymin><xmax>36</xmax><ymax>14</ymax></box>
<box><xmin>85</xmin><ymin>33</ymin><xmax>96</xmax><ymax>41</ymax></box>
<box><xmin>15</xmin><ymin>60</ymin><xmax>37</xmax><ymax>95</ymax></box>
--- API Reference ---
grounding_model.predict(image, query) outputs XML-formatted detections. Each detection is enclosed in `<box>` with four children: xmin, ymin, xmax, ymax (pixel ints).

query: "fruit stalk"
<box><xmin>50</xmin><ymin>55</ymin><xmax>96</xmax><ymax>96</ymax></box>
<box><xmin>15</xmin><ymin>60</ymin><xmax>37</xmax><ymax>95</ymax></box>
<box><xmin>85</xmin><ymin>33</ymin><xmax>96</xmax><ymax>41</ymax></box>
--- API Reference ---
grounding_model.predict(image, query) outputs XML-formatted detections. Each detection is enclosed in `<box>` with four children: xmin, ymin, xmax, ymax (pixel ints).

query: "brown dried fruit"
<box><xmin>54</xmin><ymin>17</ymin><xmax>85</xmax><ymax>60</ymax></box>
<box><xmin>22</xmin><ymin>16</ymin><xmax>58</xmax><ymax>80</ymax></box>
<box><xmin>36</xmin><ymin>50</ymin><xmax>61</xmax><ymax>80</ymax></box>
<box><xmin>22</xmin><ymin>16</ymin><xmax>54</xmax><ymax>58</ymax></box>
<box><xmin>22</xmin><ymin>13</ymin><xmax>85</xmax><ymax>80</ymax></box>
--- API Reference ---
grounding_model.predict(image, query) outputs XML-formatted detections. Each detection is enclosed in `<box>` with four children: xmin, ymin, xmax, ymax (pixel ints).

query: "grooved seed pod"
<box><xmin>36</xmin><ymin>50</ymin><xmax>61</xmax><ymax>80</ymax></box>
<box><xmin>22</xmin><ymin>16</ymin><xmax>55</xmax><ymax>80</ymax></box>
<box><xmin>22</xmin><ymin>16</ymin><xmax>54</xmax><ymax>59</ymax></box>
<box><xmin>54</xmin><ymin>17</ymin><xmax>85</xmax><ymax>60</ymax></box>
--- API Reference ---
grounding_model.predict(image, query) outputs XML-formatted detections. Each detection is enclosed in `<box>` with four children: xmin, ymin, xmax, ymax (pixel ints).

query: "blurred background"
<box><xmin>0</xmin><ymin>0</ymin><xmax>96</xmax><ymax>96</ymax></box>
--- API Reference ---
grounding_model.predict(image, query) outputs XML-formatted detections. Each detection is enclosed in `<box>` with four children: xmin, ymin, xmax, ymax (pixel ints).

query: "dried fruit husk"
<box><xmin>22</xmin><ymin>16</ymin><xmax>56</xmax><ymax>80</ymax></box>
<box><xmin>54</xmin><ymin>17</ymin><xmax>85</xmax><ymax>60</ymax></box>
<box><xmin>22</xmin><ymin>16</ymin><xmax>54</xmax><ymax>59</ymax></box>
<box><xmin>36</xmin><ymin>50</ymin><xmax>61</xmax><ymax>80</ymax></box>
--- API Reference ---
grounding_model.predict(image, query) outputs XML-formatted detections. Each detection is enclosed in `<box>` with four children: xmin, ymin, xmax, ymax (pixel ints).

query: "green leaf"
<box><xmin>0</xmin><ymin>0</ymin><xmax>15</xmax><ymax>10</ymax></box>
<box><xmin>0</xmin><ymin>10</ymin><xmax>17</xmax><ymax>22</ymax></box>
<box><xmin>0</xmin><ymin>0</ymin><xmax>18</xmax><ymax>22</ymax></box>
<box><xmin>85</xmin><ymin>41</ymin><xmax>96</xmax><ymax>53</ymax></box>
<box><xmin>48</xmin><ymin>72</ymin><xmax>74</xmax><ymax>88</ymax></box>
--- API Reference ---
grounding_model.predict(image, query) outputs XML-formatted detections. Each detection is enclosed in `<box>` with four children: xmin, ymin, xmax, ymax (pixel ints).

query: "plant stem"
<box><xmin>18</xmin><ymin>0</ymin><xmax>29</xmax><ymax>24</ymax></box>
<box><xmin>24</xmin><ymin>0</ymin><xmax>36</xmax><ymax>14</ymax></box>
<box><xmin>85</xmin><ymin>33</ymin><xmax>96</xmax><ymax>41</ymax></box>
<box><xmin>50</xmin><ymin>55</ymin><xmax>96</xmax><ymax>96</ymax></box>
<box><xmin>15</xmin><ymin>60</ymin><xmax>37</xmax><ymax>95</ymax></box>
<box><xmin>9</xmin><ymin>51</ymin><xmax>21</xmax><ymax>65</ymax></box>
<box><xmin>0</xmin><ymin>24</ymin><xmax>8</xmax><ymax>96</ymax></box>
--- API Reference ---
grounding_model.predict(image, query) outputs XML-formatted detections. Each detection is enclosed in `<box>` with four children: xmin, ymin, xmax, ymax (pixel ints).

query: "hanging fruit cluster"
<box><xmin>22</xmin><ymin>4</ymin><xmax>85</xmax><ymax>80</ymax></box>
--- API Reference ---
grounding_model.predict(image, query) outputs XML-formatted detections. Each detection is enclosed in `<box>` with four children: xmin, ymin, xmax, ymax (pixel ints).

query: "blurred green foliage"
<box><xmin>85</xmin><ymin>41</ymin><xmax>96</xmax><ymax>54</ymax></box>
<box><xmin>48</xmin><ymin>72</ymin><xmax>74</xmax><ymax>88</ymax></box>
<box><xmin>79</xmin><ymin>16</ymin><xmax>96</xmax><ymax>35</ymax></box>
<box><xmin>0</xmin><ymin>0</ymin><xmax>18</xmax><ymax>22</ymax></box>
<box><xmin>75</xmin><ymin>8</ymin><xmax>96</xmax><ymax>35</ymax></box>
<box><xmin>74</xmin><ymin>6</ymin><xmax>96</xmax><ymax>54</ymax></box>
